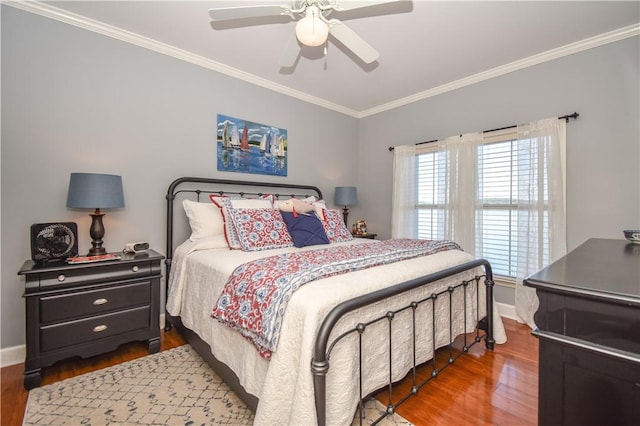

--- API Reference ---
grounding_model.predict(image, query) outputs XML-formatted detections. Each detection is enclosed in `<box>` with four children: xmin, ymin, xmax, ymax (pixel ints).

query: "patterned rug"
<box><xmin>23</xmin><ymin>345</ymin><xmax>411</xmax><ymax>425</ymax></box>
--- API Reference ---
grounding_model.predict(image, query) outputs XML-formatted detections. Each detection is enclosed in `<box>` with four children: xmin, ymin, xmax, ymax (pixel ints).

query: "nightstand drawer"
<box><xmin>40</xmin><ymin>306</ymin><xmax>151</xmax><ymax>352</ymax></box>
<box><xmin>37</xmin><ymin>261</ymin><xmax>152</xmax><ymax>291</ymax></box>
<box><xmin>40</xmin><ymin>281</ymin><xmax>151</xmax><ymax>324</ymax></box>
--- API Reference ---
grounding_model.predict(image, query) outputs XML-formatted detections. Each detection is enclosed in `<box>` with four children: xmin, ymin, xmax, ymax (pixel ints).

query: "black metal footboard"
<box><xmin>311</xmin><ymin>258</ymin><xmax>495</xmax><ymax>426</ymax></box>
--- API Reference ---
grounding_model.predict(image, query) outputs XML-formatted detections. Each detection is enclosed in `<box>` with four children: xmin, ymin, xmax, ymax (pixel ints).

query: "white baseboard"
<box><xmin>496</xmin><ymin>302</ymin><xmax>517</xmax><ymax>321</ymax></box>
<box><xmin>1</xmin><ymin>344</ymin><xmax>26</xmax><ymax>368</ymax></box>
<box><xmin>1</xmin><ymin>313</ymin><xmax>168</xmax><ymax>368</ymax></box>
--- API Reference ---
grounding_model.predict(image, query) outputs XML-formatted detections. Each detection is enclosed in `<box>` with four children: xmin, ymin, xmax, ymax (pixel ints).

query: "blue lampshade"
<box><xmin>334</xmin><ymin>186</ymin><xmax>358</xmax><ymax>206</ymax></box>
<box><xmin>67</xmin><ymin>173</ymin><xmax>124</xmax><ymax>209</ymax></box>
<box><xmin>66</xmin><ymin>173</ymin><xmax>124</xmax><ymax>256</ymax></box>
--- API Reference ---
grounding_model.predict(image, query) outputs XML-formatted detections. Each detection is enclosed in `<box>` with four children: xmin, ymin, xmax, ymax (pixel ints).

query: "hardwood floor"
<box><xmin>375</xmin><ymin>318</ymin><xmax>538</xmax><ymax>425</ymax></box>
<box><xmin>1</xmin><ymin>319</ymin><xmax>536</xmax><ymax>426</ymax></box>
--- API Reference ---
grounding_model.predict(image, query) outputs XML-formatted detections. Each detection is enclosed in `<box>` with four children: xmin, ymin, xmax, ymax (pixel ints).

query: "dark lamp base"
<box><xmin>88</xmin><ymin>247</ymin><xmax>107</xmax><ymax>256</ymax></box>
<box><xmin>88</xmin><ymin>209</ymin><xmax>108</xmax><ymax>256</ymax></box>
<box><xmin>342</xmin><ymin>206</ymin><xmax>350</xmax><ymax>226</ymax></box>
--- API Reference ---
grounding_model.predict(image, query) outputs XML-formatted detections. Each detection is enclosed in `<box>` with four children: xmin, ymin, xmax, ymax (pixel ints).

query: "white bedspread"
<box><xmin>166</xmin><ymin>238</ymin><xmax>507</xmax><ymax>425</ymax></box>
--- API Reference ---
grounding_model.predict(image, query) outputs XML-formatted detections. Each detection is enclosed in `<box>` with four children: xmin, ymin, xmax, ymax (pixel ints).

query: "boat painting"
<box><xmin>216</xmin><ymin>114</ymin><xmax>288</xmax><ymax>176</ymax></box>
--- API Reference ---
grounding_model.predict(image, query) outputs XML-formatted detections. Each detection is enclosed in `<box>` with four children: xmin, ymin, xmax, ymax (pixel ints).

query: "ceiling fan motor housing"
<box><xmin>296</xmin><ymin>6</ymin><xmax>329</xmax><ymax>46</ymax></box>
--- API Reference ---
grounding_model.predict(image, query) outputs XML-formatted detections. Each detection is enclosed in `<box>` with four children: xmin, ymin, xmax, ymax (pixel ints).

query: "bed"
<box><xmin>164</xmin><ymin>177</ymin><xmax>507</xmax><ymax>426</ymax></box>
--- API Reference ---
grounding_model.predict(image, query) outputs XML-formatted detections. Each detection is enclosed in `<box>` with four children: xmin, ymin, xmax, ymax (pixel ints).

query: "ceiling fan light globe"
<box><xmin>295</xmin><ymin>15</ymin><xmax>329</xmax><ymax>47</ymax></box>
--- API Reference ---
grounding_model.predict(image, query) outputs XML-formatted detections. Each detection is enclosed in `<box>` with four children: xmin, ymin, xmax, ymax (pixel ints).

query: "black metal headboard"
<box><xmin>165</xmin><ymin>177</ymin><xmax>323</xmax><ymax>309</ymax></box>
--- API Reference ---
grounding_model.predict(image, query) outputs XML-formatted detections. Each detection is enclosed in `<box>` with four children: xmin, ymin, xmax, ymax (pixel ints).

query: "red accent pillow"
<box><xmin>226</xmin><ymin>208</ymin><xmax>293</xmax><ymax>251</ymax></box>
<box><xmin>210</xmin><ymin>195</ymin><xmax>273</xmax><ymax>249</ymax></box>
<box><xmin>319</xmin><ymin>210</ymin><xmax>353</xmax><ymax>243</ymax></box>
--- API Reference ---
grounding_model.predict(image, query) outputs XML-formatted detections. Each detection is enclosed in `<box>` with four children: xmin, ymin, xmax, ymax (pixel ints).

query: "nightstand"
<box><xmin>353</xmin><ymin>233</ymin><xmax>377</xmax><ymax>239</ymax></box>
<box><xmin>18</xmin><ymin>249</ymin><xmax>164</xmax><ymax>390</ymax></box>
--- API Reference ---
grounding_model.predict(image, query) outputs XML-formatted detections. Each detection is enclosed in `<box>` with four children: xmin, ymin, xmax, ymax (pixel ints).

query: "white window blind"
<box><xmin>478</xmin><ymin>139</ymin><xmax>518</xmax><ymax>277</ymax></box>
<box><xmin>415</xmin><ymin>130</ymin><xmax>551</xmax><ymax>278</ymax></box>
<box><xmin>416</xmin><ymin>150</ymin><xmax>446</xmax><ymax>241</ymax></box>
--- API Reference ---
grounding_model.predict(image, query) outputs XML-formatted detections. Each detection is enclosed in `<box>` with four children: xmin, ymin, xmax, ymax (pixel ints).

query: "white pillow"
<box><xmin>182</xmin><ymin>199</ymin><xmax>224</xmax><ymax>241</ymax></box>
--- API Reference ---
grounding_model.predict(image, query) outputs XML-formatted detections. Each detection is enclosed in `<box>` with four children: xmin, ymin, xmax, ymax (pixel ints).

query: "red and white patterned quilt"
<box><xmin>212</xmin><ymin>239</ymin><xmax>461</xmax><ymax>359</ymax></box>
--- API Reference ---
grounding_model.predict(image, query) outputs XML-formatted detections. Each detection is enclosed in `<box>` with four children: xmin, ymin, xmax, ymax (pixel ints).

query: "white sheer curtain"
<box><xmin>391</xmin><ymin>145</ymin><xmax>417</xmax><ymax>238</ymax></box>
<box><xmin>515</xmin><ymin>118</ymin><xmax>567</xmax><ymax>329</ymax></box>
<box><xmin>436</xmin><ymin>132</ymin><xmax>483</xmax><ymax>255</ymax></box>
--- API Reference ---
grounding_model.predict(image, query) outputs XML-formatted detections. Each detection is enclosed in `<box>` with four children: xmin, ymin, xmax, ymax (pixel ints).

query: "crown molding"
<box><xmin>5</xmin><ymin>1</ymin><xmax>638</xmax><ymax>119</ymax></box>
<box><xmin>4</xmin><ymin>0</ymin><xmax>361</xmax><ymax>118</ymax></box>
<box><xmin>358</xmin><ymin>23</ymin><xmax>640</xmax><ymax>118</ymax></box>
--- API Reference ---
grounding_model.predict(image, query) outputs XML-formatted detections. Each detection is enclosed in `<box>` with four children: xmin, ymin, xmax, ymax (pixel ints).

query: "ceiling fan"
<box><xmin>208</xmin><ymin>0</ymin><xmax>402</xmax><ymax>66</ymax></box>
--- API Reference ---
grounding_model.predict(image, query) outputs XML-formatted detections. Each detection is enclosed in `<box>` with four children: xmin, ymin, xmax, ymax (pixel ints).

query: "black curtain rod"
<box><xmin>388</xmin><ymin>112</ymin><xmax>579</xmax><ymax>151</ymax></box>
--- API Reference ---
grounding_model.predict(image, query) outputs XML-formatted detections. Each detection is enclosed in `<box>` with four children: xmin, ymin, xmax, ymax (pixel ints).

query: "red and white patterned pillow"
<box><xmin>210</xmin><ymin>195</ymin><xmax>273</xmax><ymax>249</ymax></box>
<box><xmin>319</xmin><ymin>209</ymin><xmax>354</xmax><ymax>243</ymax></box>
<box><xmin>226</xmin><ymin>208</ymin><xmax>293</xmax><ymax>251</ymax></box>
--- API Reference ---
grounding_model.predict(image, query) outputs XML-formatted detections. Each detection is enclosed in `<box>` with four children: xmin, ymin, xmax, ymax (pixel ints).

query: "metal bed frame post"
<box><xmin>485</xmin><ymin>264</ymin><xmax>496</xmax><ymax>350</ymax></box>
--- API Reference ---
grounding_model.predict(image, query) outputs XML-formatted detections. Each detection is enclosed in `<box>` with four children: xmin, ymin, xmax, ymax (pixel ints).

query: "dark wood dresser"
<box><xmin>18</xmin><ymin>250</ymin><xmax>163</xmax><ymax>389</ymax></box>
<box><xmin>524</xmin><ymin>238</ymin><xmax>640</xmax><ymax>426</ymax></box>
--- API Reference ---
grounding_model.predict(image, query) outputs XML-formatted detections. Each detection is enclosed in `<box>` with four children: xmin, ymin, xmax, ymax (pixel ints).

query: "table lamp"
<box><xmin>334</xmin><ymin>186</ymin><xmax>357</xmax><ymax>225</ymax></box>
<box><xmin>67</xmin><ymin>173</ymin><xmax>124</xmax><ymax>256</ymax></box>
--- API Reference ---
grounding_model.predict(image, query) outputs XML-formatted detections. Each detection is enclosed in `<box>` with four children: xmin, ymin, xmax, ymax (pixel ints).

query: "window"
<box><xmin>478</xmin><ymin>138</ymin><xmax>519</xmax><ymax>278</ymax></box>
<box><xmin>415</xmin><ymin>129</ymin><xmax>551</xmax><ymax>279</ymax></box>
<box><xmin>396</xmin><ymin>117</ymin><xmax>566</xmax><ymax>327</ymax></box>
<box><xmin>416</xmin><ymin>149</ymin><xmax>446</xmax><ymax>240</ymax></box>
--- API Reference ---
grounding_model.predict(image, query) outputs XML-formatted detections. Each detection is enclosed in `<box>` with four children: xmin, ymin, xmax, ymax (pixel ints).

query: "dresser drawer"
<box><xmin>40</xmin><ymin>306</ymin><xmax>151</xmax><ymax>352</ymax></box>
<box><xmin>37</xmin><ymin>261</ymin><xmax>152</xmax><ymax>290</ymax></box>
<box><xmin>40</xmin><ymin>281</ymin><xmax>151</xmax><ymax>324</ymax></box>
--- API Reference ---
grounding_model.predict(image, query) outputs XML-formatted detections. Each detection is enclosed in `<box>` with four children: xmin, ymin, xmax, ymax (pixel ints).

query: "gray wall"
<box><xmin>357</xmin><ymin>36</ymin><xmax>640</xmax><ymax>303</ymax></box>
<box><xmin>2</xmin><ymin>5</ymin><xmax>639</xmax><ymax>350</ymax></box>
<box><xmin>1</xmin><ymin>7</ymin><xmax>359</xmax><ymax>349</ymax></box>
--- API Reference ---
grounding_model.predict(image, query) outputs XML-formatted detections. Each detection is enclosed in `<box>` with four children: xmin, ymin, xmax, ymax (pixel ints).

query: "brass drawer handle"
<box><xmin>57</xmin><ymin>274</ymin><xmax>66</xmax><ymax>282</ymax></box>
<box><xmin>132</xmin><ymin>265</ymin><xmax>139</xmax><ymax>272</ymax></box>
<box><xmin>93</xmin><ymin>325</ymin><xmax>108</xmax><ymax>333</ymax></box>
<box><xmin>93</xmin><ymin>298</ymin><xmax>108</xmax><ymax>306</ymax></box>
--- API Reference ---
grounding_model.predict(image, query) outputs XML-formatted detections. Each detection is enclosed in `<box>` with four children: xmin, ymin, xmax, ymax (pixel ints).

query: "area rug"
<box><xmin>24</xmin><ymin>345</ymin><xmax>411</xmax><ymax>425</ymax></box>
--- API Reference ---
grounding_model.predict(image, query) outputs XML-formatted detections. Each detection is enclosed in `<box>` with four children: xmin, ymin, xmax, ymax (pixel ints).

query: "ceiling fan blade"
<box><xmin>208</xmin><ymin>4</ymin><xmax>291</xmax><ymax>21</ymax></box>
<box><xmin>331</xmin><ymin>0</ymin><xmax>401</xmax><ymax>12</ymax></box>
<box><xmin>281</xmin><ymin>32</ymin><xmax>301</xmax><ymax>68</ymax></box>
<box><xmin>328</xmin><ymin>20</ymin><xmax>379</xmax><ymax>64</ymax></box>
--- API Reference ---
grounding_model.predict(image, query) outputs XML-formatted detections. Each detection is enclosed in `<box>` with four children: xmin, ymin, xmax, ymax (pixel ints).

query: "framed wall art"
<box><xmin>216</xmin><ymin>114</ymin><xmax>288</xmax><ymax>176</ymax></box>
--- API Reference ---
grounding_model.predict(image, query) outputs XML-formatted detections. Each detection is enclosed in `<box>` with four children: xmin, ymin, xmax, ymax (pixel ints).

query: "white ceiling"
<box><xmin>13</xmin><ymin>1</ymin><xmax>640</xmax><ymax>117</ymax></box>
